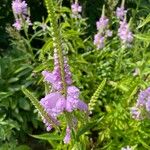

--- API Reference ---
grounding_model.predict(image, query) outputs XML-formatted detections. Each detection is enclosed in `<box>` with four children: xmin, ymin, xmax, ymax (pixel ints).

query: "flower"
<box><xmin>106</xmin><ymin>30</ymin><xmax>113</xmax><ymax>37</ymax></box>
<box><xmin>94</xmin><ymin>33</ymin><xmax>105</xmax><ymax>49</ymax></box>
<box><xmin>93</xmin><ymin>6</ymin><xmax>112</xmax><ymax>49</ymax></box>
<box><xmin>130</xmin><ymin>107</ymin><xmax>141</xmax><ymax>120</ymax></box>
<box><xmin>71</xmin><ymin>2</ymin><xmax>82</xmax><ymax>15</ymax></box>
<box><xmin>131</xmin><ymin>87</ymin><xmax>150</xmax><ymax>120</ymax></box>
<box><xmin>116</xmin><ymin>7</ymin><xmax>127</xmax><ymax>20</ymax></box>
<box><xmin>12</xmin><ymin>19</ymin><xmax>22</xmax><ymax>30</ymax></box>
<box><xmin>40</xmin><ymin>92</ymin><xmax>65</xmax><ymax>131</ymax></box>
<box><xmin>12</xmin><ymin>0</ymin><xmax>27</xmax><ymax>15</ymax></box>
<box><xmin>12</xmin><ymin>0</ymin><xmax>32</xmax><ymax>30</ymax></box>
<box><xmin>118</xmin><ymin>20</ymin><xmax>133</xmax><ymax>44</ymax></box>
<box><xmin>64</xmin><ymin>126</ymin><xmax>71</xmax><ymax>144</ymax></box>
<box><xmin>41</xmin><ymin>49</ymin><xmax>88</xmax><ymax>142</ymax></box>
<box><xmin>96</xmin><ymin>16</ymin><xmax>109</xmax><ymax>31</ymax></box>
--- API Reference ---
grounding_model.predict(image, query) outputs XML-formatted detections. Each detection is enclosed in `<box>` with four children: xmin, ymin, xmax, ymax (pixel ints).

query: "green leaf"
<box><xmin>19</xmin><ymin>98</ymin><xmax>30</xmax><ymax>111</ymax></box>
<box><xmin>137</xmin><ymin>14</ymin><xmax>150</xmax><ymax>29</ymax></box>
<box><xmin>31</xmin><ymin>133</ymin><xmax>63</xmax><ymax>141</ymax></box>
<box><xmin>76</xmin><ymin>117</ymin><xmax>103</xmax><ymax>140</ymax></box>
<box><xmin>0</xmin><ymin>92</ymin><xmax>13</xmax><ymax>101</ymax></box>
<box><xmin>134</xmin><ymin>34</ymin><xmax>150</xmax><ymax>42</ymax></box>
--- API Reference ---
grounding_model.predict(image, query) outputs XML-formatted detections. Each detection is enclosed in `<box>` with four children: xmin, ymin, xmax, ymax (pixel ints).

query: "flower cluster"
<box><xmin>41</xmin><ymin>49</ymin><xmax>88</xmax><ymax>143</ymax></box>
<box><xmin>131</xmin><ymin>87</ymin><xmax>150</xmax><ymax>120</ymax></box>
<box><xmin>71</xmin><ymin>1</ymin><xmax>82</xmax><ymax>18</ymax></box>
<box><xmin>121</xmin><ymin>146</ymin><xmax>132</xmax><ymax>150</ymax></box>
<box><xmin>94</xmin><ymin>7</ymin><xmax>112</xmax><ymax>49</ymax></box>
<box><xmin>116</xmin><ymin>6</ymin><xmax>127</xmax><ymax>20</ymax></box>
<box><xmin>12</xmin><ymin>0</ymin><xmax>32</xmax><ymax>30</ymax></box>
<box><xmin>116</xmin><ymin>1</ymin><xmax>133</xmax><ymax>45</ymax></box>
<box><xmin>118</xmin><ymin>20</ymin><xmax>133</xmax><ymax>44</ymax></box>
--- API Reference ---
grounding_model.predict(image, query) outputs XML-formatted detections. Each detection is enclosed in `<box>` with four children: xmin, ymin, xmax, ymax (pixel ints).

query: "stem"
<box><xmin>102</xmin><ymin>5</ymin><xmax>105</xmax><ymax>17</ymax></box>
<box><xmin>121</xmin><ymin>0</ymin><xmax>125</xmax><ymax>8</ymax></box>
<box><xmin>44</xmin><ymin>0</ymin><xmax>67</xmax><ymax>97</ymax></box>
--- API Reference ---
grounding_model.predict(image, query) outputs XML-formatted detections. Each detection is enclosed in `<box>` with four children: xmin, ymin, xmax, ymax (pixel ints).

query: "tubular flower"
<box><xmin>131</xmin><ymin>87</ymin><xmax>150</xmax><ymax>120</ymax></box>
<box><xmin>41</xmin><ymin>49</ymin><xmax>88</xmax><ymax>143</ymax></box>
<box><xmin>64</xmin><ymin>126</ymin><xmax>71</xmax><ymax>144</ymax></box>
<box><xmin>12</xmin><ymin>0</ymin><xmax>27</xmax><ymax>15</ymax></box>
<box><xmin>118</xmin><ymin>20</ymin><xmax>133</xmax><ymax>44</ymax></box>
<box><xmin>94</xmin><ymin>33</ymin><xmax>105</xmax><ymax>49</ymax></box>
<box><xmin>94</xmin><ymin>6</ymin><xmax>112</xmax><ymax>49</ymax></box>
<box><xmin>96</xmin><ymin>16</ymin><xmax>109</xmax><ymax>31</ymax></box>
<box><xmin>116</xmin><ymin>7</ymin><xmax>127</xmax><ymax>20</ymax></box>
<box><xmin>71</xmin><ymin>2</ymin><xmax>82</xmax><ymax>15</ymax></box>
<box><xmin>12</xmin><ymin>0</ymin><xmax>32</xmax><ymax>30</ymax></box>
<box><xmin>12</xmin><ymin>19</ymin><xmax>22</xmax><ymax>31</ymax></box>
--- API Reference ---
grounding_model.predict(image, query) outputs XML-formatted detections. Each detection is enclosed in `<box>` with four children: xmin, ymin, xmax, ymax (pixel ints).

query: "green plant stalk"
<box><xmin>44</xmin><ymin>0</ymin><xmax>67</xmax><ymax>97</ymax></box>
<box><xmin>89</xmin><ymin>79</ymin><xmax>106</xmax><ymax>112</ymax></box>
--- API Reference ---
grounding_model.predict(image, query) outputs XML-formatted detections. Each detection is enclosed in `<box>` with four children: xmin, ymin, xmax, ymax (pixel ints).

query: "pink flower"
<box><xmin>96</xmin><ymin>16</ymin><xmax>109</xmax><ymax>30</ymax></box>
<box><xmin>13</xmin><ymin>19</ymin><xmax>22</xmax><ymax>30</ymax></box>
<box><xmin>64</xmin><ymin>126</ymin><xmax>71</xmax><ymax>144</ymax></box>
<box><xmin>118</xmin><ymin>20</ymin><xmax>133</xmax><ymax>44</ymax></box>
<box><xmin>94</xmin><ymin>33</ymin><xmax>105</xmax><ymax>49</ymax></box>
<box><xmin>12</xmin><ymin>0</ymin><xmax>27</xmax><ymax>15</ymax></box>
<box><xmin>71</xmin><ymin>2</ymin><xmax>82</xmax><ymax>15</ymax></box>
<box><xmin>116</xmin><ymin>7</ymin><xmax>127</xmax><ymax>20</ymax></box>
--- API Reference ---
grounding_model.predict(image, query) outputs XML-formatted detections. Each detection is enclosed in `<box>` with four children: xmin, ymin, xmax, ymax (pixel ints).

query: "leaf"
<box><xmin>134</xmin><ymin>34</ymin><xmax>150</xmax><ymax>42</ymax></box>
<box><xmin>0</xmin><ymin>92</ymin><xmax>13</xmax><ymax>101</ymax></box>
<box><xmin>138</xmin><ymin>138</ymin><xmax>150</xmax><ymax>149</ymax></box>
<box><xmin>19</xmin><ymin>98</ymin><xmax>31</xmax><ymax>111</ymax></box>
<box><xmin>137</xmin><ymin>14</ymin><xmax>150</xmax><ymax>29</ymax></box>
<box><xmin>31</xmin><ymin>133</ymin><xmax>63</xmax><ymax>141</ymax></box>
<box><xmin>76</xmin><ymin>117</ymin><xmax>103</xmax><ymax>140</ymax></box>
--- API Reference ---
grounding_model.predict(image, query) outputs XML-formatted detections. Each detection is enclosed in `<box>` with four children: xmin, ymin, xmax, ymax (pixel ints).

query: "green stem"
<box><xmin>44</xmin><ymin>0</ymin><xmax>67</xmax><ymax>97</ymax></box>
<box><xmin>121</xmin><ymin>0</ymin><xmax>125</xmax><ymax>8</ymax></box>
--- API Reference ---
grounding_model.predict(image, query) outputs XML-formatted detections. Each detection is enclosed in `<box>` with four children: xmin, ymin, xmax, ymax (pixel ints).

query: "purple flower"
<box><xmin>94</xmin><ymin>33</ymin><xmax>105</xmax><ymax>49</ymax></box>
<box><xmin>12</xmin><ymin>0</ymin><xmax>27</xmax><ymax>15</ymax></box>
<box><xmin>116</xmin><ymin>7</ymin><xmax>127</xmax><ymax>20</ymax></box>
<box><xmin>71</xmin><ymin>2</ymin><xmax>82</xmax><ymax>15</ymax></box>
<box><xmin>131</xmin><ymin>87</ymin><xmax>150</xmax><ymax>120</ymax></box>
<box><xmin>67</xmin><ymin>86</ymin><xmax>80</xmax><ymax>99</ymax></box>
<box><xmin>77</xmin><ymin>100</ymin><xmax>88</xmax><ymax>111</ymax></box>
<box><xmin>146</xmin><ymin>99</ymin><xmax>150</xmax><ymax>112</ymax></box>
<box><xmin>106</xmin><ymin>30</ymin><xmax>113</xmax><ymax>37</ymax></box>
<box><xmin>118</xmin><ymin>20</ymin><xmax>133</xmax><ymax>44</ymax></box>
<box><xmin>96</xmin><ymin>16</ymin><xmax>109</xmax><ymax>30</ymax></box>
<box><xmin>41</xmin><ymin>49</ymin><xmax>88</xmax><ymax>143</ymax></box>
<box><xmin>40</xmin><ymin>92</ymin><xmax>65</xmax><ymax>131</ymax></box>
<box><xmin>130</xmin><ymin>107</ymin><xmax>141</xmax><ymax>120</ymax></box>
<box><xmin>64</xmin><ymin>126</ymin><xmax>71</xmax><ymax>144</ymax></box>
<box><xmin>12</xmin><ymin>0</ymin><xmax>32</xmax><ymax>30</ymax></box>
<box><xmin>13</xmin><ymin>19</ymin><xmax>22</xmax><ymax>30</ymax></box>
